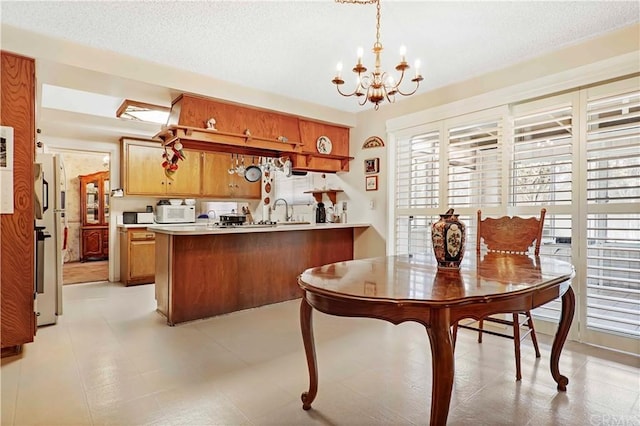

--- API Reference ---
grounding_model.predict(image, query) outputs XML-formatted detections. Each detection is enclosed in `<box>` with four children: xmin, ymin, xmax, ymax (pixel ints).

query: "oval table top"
<box><xmin>299</xmin><ymin>252</ymin><xmax>575</xmax><ymax>305</ymax></box>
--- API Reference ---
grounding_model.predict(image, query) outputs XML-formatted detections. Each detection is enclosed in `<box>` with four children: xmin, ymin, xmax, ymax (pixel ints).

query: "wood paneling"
<box><xmin>1</xmin><ymin>52</ymin><xmax>35</xmax><ymax>352</ymax></box>
<box><xmin>156</xmin><ymin>228</ymin><xmax>354</xmax><ymax>325</ymax></box>
<box><xmin>171</xmin><ymin>94</ymin><xmax>302</xmax><ymax>142</ymax></box>
<box><xmin>164</xmin><ymin>94</ymin><xmax>353</xmax><ymax>173</ymax></box>
<box><xmin>298</xmin><ymin>120</ymin><xmax>349</xmax><ymax>157</ymax></box>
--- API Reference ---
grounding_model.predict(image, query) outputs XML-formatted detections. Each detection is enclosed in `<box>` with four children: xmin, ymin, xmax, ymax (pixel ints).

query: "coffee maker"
<box><xmin>315</xmin><ymin>202</ymin><xmax>326</xmax><ymax>223</ymax></box>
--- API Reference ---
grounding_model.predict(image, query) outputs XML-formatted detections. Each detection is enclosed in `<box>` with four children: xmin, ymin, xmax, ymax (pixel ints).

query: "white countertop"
<box><xmin>146</xmin><ymin>222</ymin><xmax>370</xmax><ymax>235</ymax></box>
<box><xmin>117</xmin><ymin>223</ymin><xmax>157</xmax><ymax>229</ymax></box>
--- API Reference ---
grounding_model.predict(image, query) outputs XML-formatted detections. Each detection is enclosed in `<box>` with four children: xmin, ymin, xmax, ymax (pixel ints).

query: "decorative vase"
<box><xmin>431</xmin><ymin>208</ymin><xmax>466</xmax><ymax>269</ymax></box>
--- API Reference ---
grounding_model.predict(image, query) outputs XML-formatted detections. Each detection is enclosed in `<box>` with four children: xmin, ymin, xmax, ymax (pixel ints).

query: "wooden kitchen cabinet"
<box><xmin>119</xmin><ymin>228</ymin><xmax>155</xmax><ymax>286</ymax></box>
<box><xmin>201</xmin><ymin>152</ymin><xmax>261</xmax><ymax>199</ymax></box>
<box><xmin>79</xmin><ymin>171</ymin><xmax>109</xmax><ymax>262</ymax></box>
<box><xmin>81</xmin><ymin>227</ymin><xmax>108</xmax><ymax>260</ymax></box>
<box><xmin>122</xmin><ymin>139</ymin><xmax>201</xmax><ymax>196</ymax></box>
<box><xmin>292</xmin><ymin>120</ymin><xmax>352</xmax><ymax>173</ymax></box>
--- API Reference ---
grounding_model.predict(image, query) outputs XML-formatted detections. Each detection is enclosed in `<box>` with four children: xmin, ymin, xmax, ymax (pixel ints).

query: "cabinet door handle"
<box><xmin>161</xmin><ymin>181</ymin><xmax>165</xmax><ymax>185</ymax></box>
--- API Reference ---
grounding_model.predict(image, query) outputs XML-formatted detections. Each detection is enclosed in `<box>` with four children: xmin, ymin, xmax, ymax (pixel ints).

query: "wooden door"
<box><xmin>201</xmin><ymin>152</ymin><xmax>232</xmax><ymax>197</ymax></box>
<box><xmin>125</xmin><ymin>143</ymin><xmax>166</xmax><ymax>195</ymax></box>
<box><xmin>130</xmin><ymin>240</ymin><xmax>155</xmax><ymax>279</ymax></box>
<box><xmin>1</xmin><ymin>52</ymin><xmax>36</xmax><ymax>354</ymax></box>
<box><xmin>165</xmin><ymin>149</ymin><xmax>201</xmax><ymax>196</ymax></box>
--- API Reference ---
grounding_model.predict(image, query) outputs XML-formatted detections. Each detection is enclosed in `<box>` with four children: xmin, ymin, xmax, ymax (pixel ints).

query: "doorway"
<box><xmin>52</xmin><ymin>149</ymin><xmax>111</xmax><ymax>284</ymax></box>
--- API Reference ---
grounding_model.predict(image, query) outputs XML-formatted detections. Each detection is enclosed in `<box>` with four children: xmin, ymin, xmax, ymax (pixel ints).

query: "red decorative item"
<box><xmin>162</xmin><ymin>143</ymin><xmax>186</xmax><ymax>180</ymax></box>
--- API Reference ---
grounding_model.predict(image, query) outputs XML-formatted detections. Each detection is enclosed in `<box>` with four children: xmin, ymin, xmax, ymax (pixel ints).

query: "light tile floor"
<box><xmin>1</xmin><ymin>281</ymin><xmax>639</xmax><ymax>426</ymax></box>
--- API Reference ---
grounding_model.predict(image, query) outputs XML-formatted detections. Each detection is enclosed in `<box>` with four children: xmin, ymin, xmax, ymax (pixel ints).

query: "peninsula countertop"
<box><xmin>147</xmin><ymin>222</ymin><xmax>370</xmax><ymax>235</ymax></box>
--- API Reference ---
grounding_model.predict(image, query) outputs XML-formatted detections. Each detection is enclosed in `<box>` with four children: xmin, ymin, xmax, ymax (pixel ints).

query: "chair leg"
<box><xmin>452</xmin><ymin>322</ymin><xmax>458</xmax><ymax>350</ymax></box>
<box><xmin>526</xmin><ymin>311</ymin><xmax>541</xmax><ymax>358</ymax></box>
<box><xmin>477</xmin><ymin>318</ymin><xmax>484</xmax><ymax>343</ymax></box>
<box><xmin>512</xmin><ymin>313</ymin><xmax>522</xmax><ymax>381</ymax></box>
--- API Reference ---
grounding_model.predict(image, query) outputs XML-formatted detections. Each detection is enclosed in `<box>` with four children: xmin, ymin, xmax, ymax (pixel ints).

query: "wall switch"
<box><xmin>369</xmin><ymin>200</ymin><xmax>375</xmax><ymax>210</ymax></box>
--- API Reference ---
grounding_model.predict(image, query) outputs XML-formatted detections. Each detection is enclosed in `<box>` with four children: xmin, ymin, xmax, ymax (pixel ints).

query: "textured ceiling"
<box><xmin>1</xmin><ymin>1</ymin><xmax>639</xmax><ymax>113</ymax></box>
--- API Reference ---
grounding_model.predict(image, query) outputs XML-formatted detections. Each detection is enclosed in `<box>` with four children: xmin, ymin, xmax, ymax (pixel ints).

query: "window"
<box><xmin>584</xmin><ymin>81</ymin><xmax>640</xmax><ymax>340</ymax></box>
<box><xmin>447</xmin><ymin>113</ymin><xmax>503</xmax><ymax>208</ymax></box>
<box><xmin>511</xmin><ymin>101</ymin><xmax>573</xmax><ymax>206</ymax></box>
<box><xmin>272</xmin><ymin>171</ymin><xmax>314</xmax><ymax>205</ymax></box>
<box><xmin>391</xmin><ymin>76</ymin><xmax>640</xmax><ymax>352</ymax></box>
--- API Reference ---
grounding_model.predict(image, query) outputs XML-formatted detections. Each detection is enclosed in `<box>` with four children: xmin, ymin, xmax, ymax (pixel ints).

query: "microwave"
<box><xmin>155</xmin><ymin>205</ymin><xmax>196</xmax><ymax>224</ymax></box>
<box><xmin>123</xmin><ymin>211</ymin><xmax>155</xmax><ymax>225</ymax></box>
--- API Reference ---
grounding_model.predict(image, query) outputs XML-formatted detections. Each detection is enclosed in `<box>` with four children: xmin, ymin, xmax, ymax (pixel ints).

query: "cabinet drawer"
<box><xmin>130</xmin><ymin>231</ymin><xmax>155</xmax><ymax>241</ymax></box>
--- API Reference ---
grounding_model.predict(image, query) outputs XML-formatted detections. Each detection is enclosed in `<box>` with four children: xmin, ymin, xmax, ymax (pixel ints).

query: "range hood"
<box><xmin>154</xmin><ymin>94</ymin><xmax>353</xmax><ymax>173</ymax></box>
<box><xmin>154</xmin><ymin>94</ymin><xmax>304</xmax><ymax>158</ymax></box>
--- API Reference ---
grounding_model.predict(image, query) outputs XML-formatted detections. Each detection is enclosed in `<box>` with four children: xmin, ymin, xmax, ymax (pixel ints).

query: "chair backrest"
<box><xmin>476</xmin><ymin>208</ymin><xmax>546</xmax><ymax>255</ymax></box>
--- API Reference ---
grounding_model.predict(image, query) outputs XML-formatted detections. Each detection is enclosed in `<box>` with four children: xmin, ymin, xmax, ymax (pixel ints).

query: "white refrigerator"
<box><xmin>34</xmin><ymin>153</ymin><xmax>67</xmax><ymax>326</ymax></box>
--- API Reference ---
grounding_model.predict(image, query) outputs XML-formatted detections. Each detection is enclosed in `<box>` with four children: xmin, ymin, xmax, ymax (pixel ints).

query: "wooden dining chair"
<box><xmin>452</xmin><ymin>208</ymin><xmax>546</xmax><ymax>381</ymax></box>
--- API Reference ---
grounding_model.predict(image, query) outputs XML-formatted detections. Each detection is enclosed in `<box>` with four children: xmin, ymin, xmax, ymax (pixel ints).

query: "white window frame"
<box><xmin>386</xmin><ymin>53</ymin><xmax>639</xmax><ymax>354</ymax></box>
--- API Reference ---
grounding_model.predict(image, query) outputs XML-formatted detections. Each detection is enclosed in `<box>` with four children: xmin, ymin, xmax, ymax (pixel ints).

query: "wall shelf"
<box><xmin>304</xmin><ymin>189</ymin><xmax>344</xmax><ymax>205</ymax></box>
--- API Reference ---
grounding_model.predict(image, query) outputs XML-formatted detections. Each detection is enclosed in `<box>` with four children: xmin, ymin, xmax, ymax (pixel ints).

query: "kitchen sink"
<box><xmin>277</xmin><ymin>221</ymin><xmax>311</xmax><ymax>225</ymax></box>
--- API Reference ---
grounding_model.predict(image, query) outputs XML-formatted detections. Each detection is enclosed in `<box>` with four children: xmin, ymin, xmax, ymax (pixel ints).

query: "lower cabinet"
<box><xmin>120</xmin><ymin>228</ymin><xmax>155</xmax><ymax>286</ymax></box>
<box><xmin>81</xmin><ymin>226</ymin><xmax>109</xmax><ymax>262</ymax></box>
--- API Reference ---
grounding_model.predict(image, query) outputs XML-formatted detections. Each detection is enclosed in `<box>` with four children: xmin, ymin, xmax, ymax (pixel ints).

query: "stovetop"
<box><xmin>216</xmin><ymin>220</ymin><xmax>277</xmax><ymax>228</ymax></box>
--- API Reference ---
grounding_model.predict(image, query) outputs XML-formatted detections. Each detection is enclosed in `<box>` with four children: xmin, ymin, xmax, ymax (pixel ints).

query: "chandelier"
<box><xmin>332</xmin><ymin>0</ymin><xmax>423</xmax><ymax>110</ymax></box>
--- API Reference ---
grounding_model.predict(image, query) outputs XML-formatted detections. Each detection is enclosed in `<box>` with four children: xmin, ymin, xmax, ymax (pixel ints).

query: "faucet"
<box><xmin>272</xmin><ymin>198</ymin><xmax>292</xmax><ymax>222</ymax></box>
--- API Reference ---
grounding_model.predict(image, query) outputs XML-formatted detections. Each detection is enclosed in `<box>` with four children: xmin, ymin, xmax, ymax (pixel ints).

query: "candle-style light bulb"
<box><xmin>357</xmin><ymin>47</ymin><xmax>364</xmax><ymax>65</ymax></box>
<box><xmin>399</xmin><ymin>45</ymin><xmax>407</xmax><ymax>62</ymax></box>
<box><xmin>414</xmin><ymin>59</ymin><xmax>421</xmax><ymax>78</ymax></box>
<box><xmin>336</xmin><ymin>62</ymin><xmax>343</xmax><ymax>78</ymax></box>
<box><xmin>386</xmin><ymin>75</ymin><xmax>395</xmax><ymax>87</ymax></box>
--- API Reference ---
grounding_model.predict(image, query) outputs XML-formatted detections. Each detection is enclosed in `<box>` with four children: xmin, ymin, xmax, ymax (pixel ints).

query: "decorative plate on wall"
<box><xmin>362</xmin><ymin>136</ymin><xmax>385</xmax><ymax>149</ymax></box>
<box><xmin>316</xmin><ymin>136</ymin><xmax>332</xmax><ymax>154</ymax></box>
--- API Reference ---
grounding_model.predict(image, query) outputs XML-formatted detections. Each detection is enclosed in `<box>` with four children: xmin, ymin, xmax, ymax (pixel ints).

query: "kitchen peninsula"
<box><xmin>152</xmin><ymin>223</ymin><xmax>369</xmax><ymax>325</ymax></box>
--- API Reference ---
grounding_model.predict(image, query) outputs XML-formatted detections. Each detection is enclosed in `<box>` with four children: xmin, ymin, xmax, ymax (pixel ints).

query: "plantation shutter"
<box><xmin>395</xmin><ymin>130</ymin><xmax>440</xmax><ymax>210</ymax></box>
<box><xmin>394</xmin><ymin>128</ymin><xmax>440</xmax><ymax>254</ymax></box>
<box><xmin>447</xmin><ymin>115</ymin><xmax>503</xmax><ymax>208</ymax></box>
<box><xmin>511</xmin><ymin>102</ymin><xmax>573</xmax><ymax>206</ymax></box>
<box><xmin>585</xmin><ymin>80</ymin><xmax>640</xmax><ymax>338</ymax></box>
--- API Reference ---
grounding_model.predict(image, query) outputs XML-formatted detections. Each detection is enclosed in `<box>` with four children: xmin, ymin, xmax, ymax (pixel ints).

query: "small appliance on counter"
<box><xmin>315</xmin><ymin>202</ymin><xmax>326</xmax><ymax>223</ymax></box>
<box><xmin>123</xmin><ymin>211</ymin><xmax>155</xmax><ymax>224</ymax></box>
<box><xmin>155</xmin><ymin>204</ymin><xmax>196</xmax><ymax>224</ymax></box>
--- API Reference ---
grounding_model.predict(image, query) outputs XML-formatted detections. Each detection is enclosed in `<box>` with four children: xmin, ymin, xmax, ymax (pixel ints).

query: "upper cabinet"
<box><xmin>122</xmin><ymin>139</ymin><xmax>201</xmax><ymax>196</ymax></box>
<box><xmin>157</xmin><ymin>94</ymin><xmax>353</xmax><ymax>174</ymax></box>
<box><xmin>201</xmin><ymin>152</ymin><xmax>261</xmax><ymax>199</ymax></box>
<box><xmin>121</xmin><ymin>138</ymin><xmax>260</xmax><ymax>200</ymax></box>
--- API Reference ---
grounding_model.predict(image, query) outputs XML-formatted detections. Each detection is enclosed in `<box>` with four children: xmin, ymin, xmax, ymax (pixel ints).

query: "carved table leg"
<box><xmin>300</xmin><ymin>293</ymin><xmax>318</xmax><ymax>410</ymax></box>
<box><xmin>550</xmin><ymin>286</ymin><xmax>575</xmax><ymax>391</ymax></box>
<box><xmin>426</xmin><ymin>309</ymin><xmax>455</xmax><ymax>426</ymax></box>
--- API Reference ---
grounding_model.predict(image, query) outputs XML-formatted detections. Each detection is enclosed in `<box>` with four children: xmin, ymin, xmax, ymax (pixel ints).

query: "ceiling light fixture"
<box><xmin>332</xmin><ymin>0</ymin><xmax>423</xmax><ymax>110</ymax></box>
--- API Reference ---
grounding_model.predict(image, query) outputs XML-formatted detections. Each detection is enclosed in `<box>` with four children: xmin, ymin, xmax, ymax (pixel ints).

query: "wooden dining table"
<box><xmin>297</xmin><ymin>252</ymin><xmax>575</xmax><ymax>425</ymax></box>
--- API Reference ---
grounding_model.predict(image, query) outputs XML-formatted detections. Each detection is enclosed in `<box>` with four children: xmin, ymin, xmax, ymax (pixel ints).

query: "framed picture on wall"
<box><xmin>366</xmin><ymin>175</ymin><xmax>378</xmax><ymax>191</ymax></box>
<box><xmin>364</xmin><ymin>157</ymin><xmax>379</xmax><ymax>174</ymax></box>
